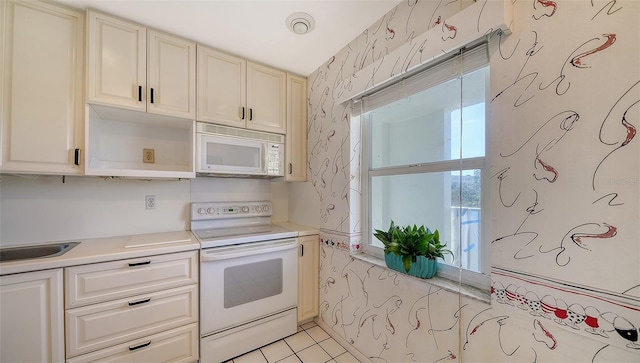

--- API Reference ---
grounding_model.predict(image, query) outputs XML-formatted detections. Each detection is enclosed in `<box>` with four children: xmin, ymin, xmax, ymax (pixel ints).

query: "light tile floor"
<box><xmin>225</xmin><ymin>321</ymin><xmax>361</xmax><ymax>363</ymax></box>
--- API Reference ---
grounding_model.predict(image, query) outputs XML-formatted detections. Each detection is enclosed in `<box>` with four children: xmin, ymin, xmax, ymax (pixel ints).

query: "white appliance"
<box><xmin>196</xmin><ymin>122</ymin><xmax>285</xmax><ymax>177</ymax></box>
<box><xmin>191</xmin><ymin>201</ymin><xmax>298</xmax><ymax>363</ymax></box>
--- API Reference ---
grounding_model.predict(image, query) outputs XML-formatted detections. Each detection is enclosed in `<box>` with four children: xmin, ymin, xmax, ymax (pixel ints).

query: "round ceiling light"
<box><xmin>286</xmin><ymin>12</ymin><xmax>315</xmax><ymax>35</ymax></box>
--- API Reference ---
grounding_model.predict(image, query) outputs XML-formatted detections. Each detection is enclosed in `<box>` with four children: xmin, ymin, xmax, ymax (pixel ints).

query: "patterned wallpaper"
<box><xmin>306</xmin><ymin>0</ymin><xmax>639</xmax><ymax>361</ymax></box>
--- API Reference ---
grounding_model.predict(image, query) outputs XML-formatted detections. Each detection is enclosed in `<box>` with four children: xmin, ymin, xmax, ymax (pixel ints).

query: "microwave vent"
<box><xmin>197</xmin><ymin>123</ymin><xmax>284</xmax><ymax>143</ymax></box>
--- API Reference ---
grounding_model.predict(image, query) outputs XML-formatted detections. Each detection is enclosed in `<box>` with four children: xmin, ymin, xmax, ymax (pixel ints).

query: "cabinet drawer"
<box><xmin>65</xmin><ymin>251</ymin><xmax>197</xmax><ymax>308</ymax></box>
<box><xmin>66</xmin><ymin>323</ymin><xmax>198</xmax><ymax>363</ymax></box>
<box><xmin>66</xmin><ymin>285</ymin><xmax>197</xmax><ymax>358</ymax></box>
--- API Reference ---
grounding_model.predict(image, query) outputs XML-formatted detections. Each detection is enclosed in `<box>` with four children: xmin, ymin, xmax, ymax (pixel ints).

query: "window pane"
<box><xmin>451</xmin><ymin>170</ymin><xmax>482</xmax><ymax>272</ymax></box>
<box><xmin>370</xmin><ymin>170</ymin><xmax>481</xmax><ymax>272</ymax></box>
<box><xmin>457</xmin><ymin>67</ymin><xmax>487</xmax><ymax>159</ymax></box>
<box><xmin>368</xmin><ymin>67</ymin><xmax>487</xmax><ymax>169</ymax></box>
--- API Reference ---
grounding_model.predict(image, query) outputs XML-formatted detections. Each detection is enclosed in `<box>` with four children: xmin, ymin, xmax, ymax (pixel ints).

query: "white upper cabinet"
<box><xmin>198</xmin><ymin>45</ymin><xmax>287</xmax><ymax>134</ymax></box>
<box><xmin>86</xmin><ymin>11</ymin><xmax>146</xmax><ymax>112</ymax></box>
<box><xmin>285</xmin><ymin>74</ymin><xmax>308</xmax><ymax>181</ymax></box>
<box><xmin>197</xmin><ymin>46</ymin><xmax>246</xmax><ymax>128</ymax></box>
<box><xmin>1</xmin><ymin>0</ymin><xmax>84</xmax><ymax>175</ymax></box>
<box><xmin>247</xmin><ymin>62</ymin><xmax>287</xmax><ymax>134</ymax></box>
<box><xmin>84</xmin><ymin>10</ymin><xmax>195</xmax><ymax>178</ymax></box>
<box><xmin>147</xmin><ymin>30</ymin><xmax>196</xmax><ymax>118</ymax></box>
<box><xmin>87</xmin><ymin>11</ymin><xmax>196</xmax><ymax>119</ymax></box>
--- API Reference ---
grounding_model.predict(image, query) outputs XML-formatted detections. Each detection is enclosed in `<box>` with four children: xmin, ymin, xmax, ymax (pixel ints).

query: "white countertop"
<box><xmin>274</xmin><ymin>222</ymin><xmax>319</xmax><ymax>237</ymax></box>
<box><xmin>0</xmin><ymin>231</ymin><xmax>199</xmax><ymax>276</ymax></box>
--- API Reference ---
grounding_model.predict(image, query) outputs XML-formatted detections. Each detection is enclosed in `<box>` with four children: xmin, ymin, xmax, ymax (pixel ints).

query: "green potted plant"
<box><xmin>374</xmin><ymin>221</ymin><xmax>453</xmax><ymax>278</ymax></box>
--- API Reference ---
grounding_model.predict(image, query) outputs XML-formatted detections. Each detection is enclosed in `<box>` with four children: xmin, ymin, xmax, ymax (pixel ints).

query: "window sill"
<box><xmin>351</xmin><ymin>252</ymin><xmax>491</xmax><ymax>304</ymax></box>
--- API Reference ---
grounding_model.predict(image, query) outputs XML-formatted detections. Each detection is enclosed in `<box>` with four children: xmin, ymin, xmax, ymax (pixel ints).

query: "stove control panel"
<box><xmin>192</xmin><ymin>202</ymin><xmax>272</xmax><ymax>220</ymax></box>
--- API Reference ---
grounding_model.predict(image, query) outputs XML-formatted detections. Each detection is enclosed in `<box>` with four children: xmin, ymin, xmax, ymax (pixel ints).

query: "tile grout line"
<box><xmin>285</xmin><ymin>326</ymin><xmax>328</xmax><ymax>363</ymax></box>
<box><xmin>238</xmin><ymin>323</ymin><xmax>358</xmax><ymax>363</ymax></box>
<box><xmin>299</xmin><ymin>323</ymin><xmax>346</xmax><ymax>362</ymax></box>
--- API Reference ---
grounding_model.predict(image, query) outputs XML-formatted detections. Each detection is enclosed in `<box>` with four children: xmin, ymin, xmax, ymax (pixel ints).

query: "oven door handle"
<box><xmin>201</xmin><ymin>239</ymin><xmax>298</xmax><ymax>262</ymax></box>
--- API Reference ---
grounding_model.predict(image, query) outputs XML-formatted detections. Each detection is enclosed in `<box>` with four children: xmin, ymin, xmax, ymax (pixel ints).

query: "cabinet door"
<box><xmin>87</xmin><ymin>10</ymin><xmax>146</xmax><ymax>112</ymax></box>
<box><xmin>297</xmin><ymin>235</ymin><xmax>319</xmax><ymax>322</ymax></box>
<box><xmin>1</xmin><ymin>0</ymin><xmax>84</xmax><ymax>174</ymax></box>
<box><xmin>197</xmin><ymin>45</ymin><xmax>246</xmax><ymax>128</ymax></box>
<box><xmin>0</xmin><ymin>269</ymin><xmax>64</xmax><ymax>363</ymax></box>
<box><xmin>247</xmin><ymin>62</ymin><xmax>287</xmax><ymax>134</ymax></box>
<box><xmin>286</xmin><ymin>74</ymin><xmax>308</xmax><ymax>181</ymax></box>
<box><xmin>147</xmin><ymin>30</ymin><xmax>195</xmax><ymax>119</ymax></box>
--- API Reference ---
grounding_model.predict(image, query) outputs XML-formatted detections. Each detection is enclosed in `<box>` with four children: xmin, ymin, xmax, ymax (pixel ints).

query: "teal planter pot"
<box><xmin>384</xmin><ymin>253</ymin><xmax>438</xmax><ymax>279</ymax></box>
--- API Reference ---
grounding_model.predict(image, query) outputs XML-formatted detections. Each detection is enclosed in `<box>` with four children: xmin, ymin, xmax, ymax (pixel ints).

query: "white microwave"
<box><xmin>196</xmin><ymin>122</ymin><xmax>285</xmax><ymax>177</ymax></box>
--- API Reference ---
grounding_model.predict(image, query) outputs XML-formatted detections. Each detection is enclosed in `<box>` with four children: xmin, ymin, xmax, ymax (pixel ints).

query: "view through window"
<box><xmin>359</xmin><ymin>45</ymin><xmax>489</xmax><ymax>288</ymax></box>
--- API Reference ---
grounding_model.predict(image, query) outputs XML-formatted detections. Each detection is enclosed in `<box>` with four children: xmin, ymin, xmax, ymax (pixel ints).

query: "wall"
<box><xmin>0</xmin><ymin>175</ymin><xmax>277</xmax><ymax>245</ymax></box>
<box><xmin>0</xmin><ymin>175</ymin><xmax>190</xmax><ymax>245</ymax></box>
<box><xmin>301</xmin><ymin>0</ymin><xmax>639</xmax><ymax>362</ymax></box>
<box><xmin>287</xmin><ymin>179</ymin><xmax>321</xmax><ymax>228</ymax></box>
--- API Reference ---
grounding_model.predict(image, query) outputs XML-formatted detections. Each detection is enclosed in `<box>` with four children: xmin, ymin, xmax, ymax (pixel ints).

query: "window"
<box><xmin>357</xmin><ymin>44</ymin><xmax>490</xmax><ymax>289</ymax></box>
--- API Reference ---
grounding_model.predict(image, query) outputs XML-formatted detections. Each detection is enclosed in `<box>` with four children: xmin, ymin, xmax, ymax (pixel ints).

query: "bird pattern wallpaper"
<box><xmin>307</xmin><ymin>0</ymin><xmax>639</xmax><ymax>362</ymax></box>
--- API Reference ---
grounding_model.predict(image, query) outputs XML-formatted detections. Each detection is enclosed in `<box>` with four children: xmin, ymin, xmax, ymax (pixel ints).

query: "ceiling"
<box><xmin>57</xmin><ymin>0</ymin><xmax>402</xmax><ymax>76</ymax></box>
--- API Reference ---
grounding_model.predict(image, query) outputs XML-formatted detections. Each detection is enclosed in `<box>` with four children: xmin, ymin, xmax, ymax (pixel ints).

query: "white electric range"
<box><xmin>190</xmin><ymin>201</ymin><xmax>299</xmax><ymax>363</ymax></box>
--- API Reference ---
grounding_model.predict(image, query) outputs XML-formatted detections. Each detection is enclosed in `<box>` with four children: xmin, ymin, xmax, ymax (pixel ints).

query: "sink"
<box><xmin>0</xmin><ymin>242</ymin><xmax>80</xmax><ymax>262</ymax></box>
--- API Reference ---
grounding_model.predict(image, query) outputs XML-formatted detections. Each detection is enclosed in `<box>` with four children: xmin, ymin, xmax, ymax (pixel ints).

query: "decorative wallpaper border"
<box><xmin>319</xmin><ymin>228</ymin><xmax>362</xmax><ymax>252</ymax></box>
<box><xmin>492</xmin><ymin>267</ymin><xmax>640</xmax><ymax>351</ymax></box>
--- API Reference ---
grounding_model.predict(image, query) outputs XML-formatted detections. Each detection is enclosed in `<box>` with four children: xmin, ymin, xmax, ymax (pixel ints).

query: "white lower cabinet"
<box><xmin>65</xmin><ymin>250</ymin><xmax>198</xmax><ymax>308</ymax></box>
<box><xmin>67</xmin><ymin>323</ymin><xmax>198</xmax><ymax>363</ymax></box>
<box><xmin>66</xmin><ymin>285</ymin><xmax>197</xmax><ymax>357</ymax></box>
<box><xmin>298</xmin><ymin>235</ymin><xmax>319</xmax><ymax>322</ymax></box>
<box><xmin>64</xmin><ymin>251</ymin><xmax>199</xmax><ymax>362</ymax></box>
<box><xmin>0</xmin><ymin>269</ymin><xmax>65</xmax><ymax>363</ymax></box>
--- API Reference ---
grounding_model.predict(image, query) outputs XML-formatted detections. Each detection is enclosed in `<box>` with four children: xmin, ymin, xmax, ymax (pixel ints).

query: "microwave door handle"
<box><xmin>262</xmin><ymin>143</ymin><xmax>268</xmax><ymax>174</ymax></box>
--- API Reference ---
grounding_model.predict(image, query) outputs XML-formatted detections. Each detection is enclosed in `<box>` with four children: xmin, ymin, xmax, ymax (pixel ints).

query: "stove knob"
<box><xmin>197</xmin><ymin>208</ymin><xmax>206</xmax><ymax>215</ymax></box>
<box><xmin>262</xmin><ymin>205</ymin><xmax>270</xmax><ymax>212</ymax></box>
<box><xmin>207</xmin><ymin>208</ymin><xmax>214</xmax><ymax>214</ymax></box>
<box><xmin>242</xmin><ymin>206</ymin><xmax>249</xmax><ymax>213</ymax></box>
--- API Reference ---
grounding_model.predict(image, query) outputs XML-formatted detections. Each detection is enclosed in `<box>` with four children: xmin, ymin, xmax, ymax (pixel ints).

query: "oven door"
<box><xmin>199</xmin><ymin>238</ymin><xmax>298</xmax><ymax>335</ymax></box>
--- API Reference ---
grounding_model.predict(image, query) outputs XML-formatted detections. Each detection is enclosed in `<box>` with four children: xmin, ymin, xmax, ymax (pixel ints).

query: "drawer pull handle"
<box><xmin>129</xmin><ymin>340</ymin><xmax>151</xmax><ymax>351</ymax></box>
<box><xmin>128</xmin><ymin>298</ymin><xmax>151</xmax><ymax>306</ymax></box>
<box><xmin>128</xmin><ymin>260</ymin><xmax>151</xmax><ymax>267</ymax></box>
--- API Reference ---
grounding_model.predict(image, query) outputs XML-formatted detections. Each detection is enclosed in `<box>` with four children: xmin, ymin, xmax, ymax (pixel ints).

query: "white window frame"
<box><xmin>358</xmin><ymin>44</ymin><xmax>491</xmax><ymax>291</ymax></box>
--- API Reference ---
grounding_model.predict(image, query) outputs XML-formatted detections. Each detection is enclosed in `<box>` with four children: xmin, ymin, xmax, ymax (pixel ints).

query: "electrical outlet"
<box><xmin>145</xmin><ymin>195</ymin><xmax>156</xmax><ymax>210</ymax></box>
<box><xmin>143</xmin><ymin>148</ymin><xmax>155</xmax><ymax>163</ymax></box>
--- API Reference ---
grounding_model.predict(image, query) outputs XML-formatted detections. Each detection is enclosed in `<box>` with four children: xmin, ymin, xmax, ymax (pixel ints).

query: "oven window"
<box><xmin>207</xmin><ymin>143</ymin><xmax>260</xmax><ymax>168</ymax></box>
<box><xmin>223</xmin><ymin>258</ymin><xmax>283</xmax><ymax>308</ymax></box>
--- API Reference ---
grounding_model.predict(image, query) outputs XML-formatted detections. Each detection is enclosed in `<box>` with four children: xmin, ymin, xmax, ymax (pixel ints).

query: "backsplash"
<box><xmin>0</xmin><ymin>175</ymin><xmax>190</xmax><ymax>245</ymax></box>
<box><xmin>0</xmin><ymin>175</ymin><xmax>280</xmax><ymax>245</ymax></box>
